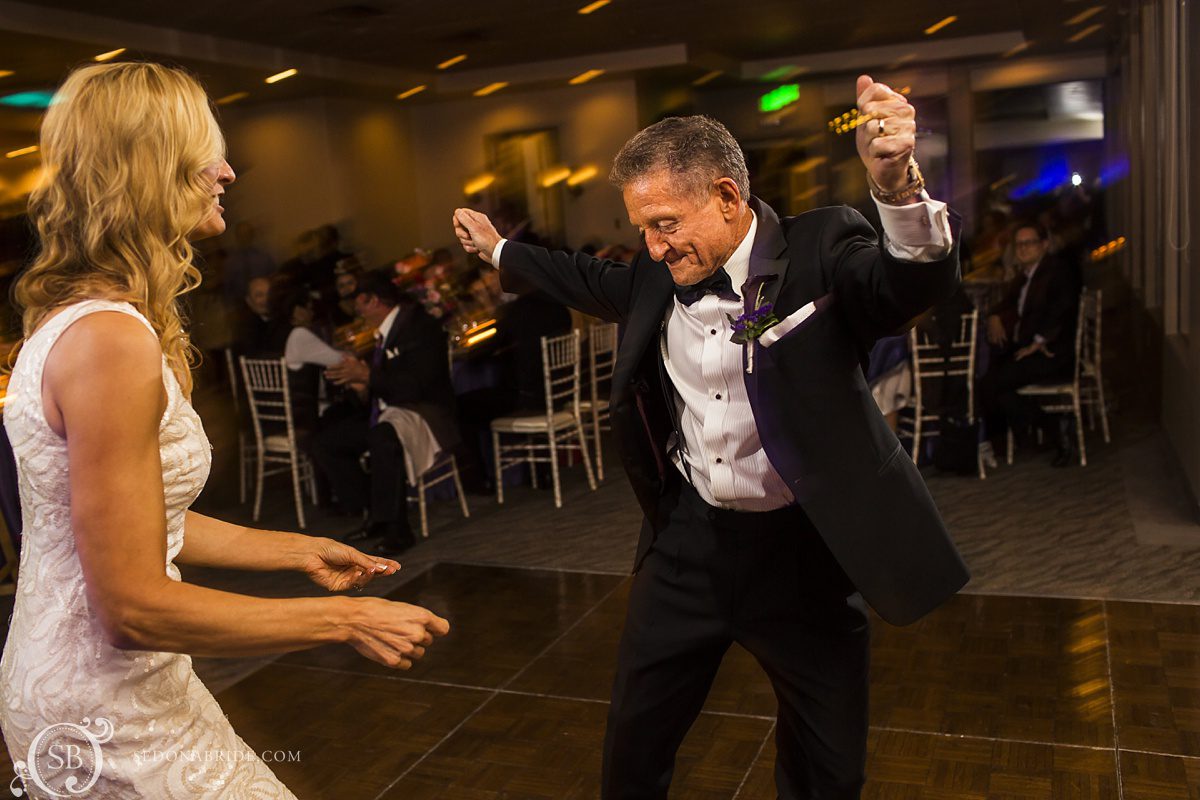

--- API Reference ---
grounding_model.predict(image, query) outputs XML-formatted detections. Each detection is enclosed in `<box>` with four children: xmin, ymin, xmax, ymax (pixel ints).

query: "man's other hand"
<box><xmin>454</xmin><ymin>208</ymin><xmax>502</xmax><ymax>266</ymax></box>
<box><xmin>326</xmin><ymin>356</ymin><xmax>369</xmax><ymax>386</ymax></box>
<box><xmin>986</xmin><ymin>314</ymin><xmax>1008</xmax><ymax>347</ymax></box>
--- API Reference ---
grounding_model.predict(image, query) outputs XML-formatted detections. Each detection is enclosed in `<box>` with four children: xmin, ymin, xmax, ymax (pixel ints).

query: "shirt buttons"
<box><xmin>710</xmin><ymin>328</ymin><xmax>717</xmax><ymax>335</ymax></box>
<box><xmin>714</xmin><ymin>393</ymin><xmax>722</xmax><ymax>400</ymax></box>
<box><xmin>715</xmin><ymin>457</ymin><xmax>723</xmax><ymax>464</ymax></box>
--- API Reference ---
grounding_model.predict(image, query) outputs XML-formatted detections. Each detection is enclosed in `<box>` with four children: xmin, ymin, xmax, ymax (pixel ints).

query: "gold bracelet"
<box><xmin>867</xmin><ymin>156</ymin><xmax>925</xmax><ymax>205</ymax></box>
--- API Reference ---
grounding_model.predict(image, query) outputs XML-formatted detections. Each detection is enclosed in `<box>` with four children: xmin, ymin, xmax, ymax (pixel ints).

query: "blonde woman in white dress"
<box><xmin>0</xmin><ymin>62</ymin><xmax>449</xmax><ymax>798</ymax></box>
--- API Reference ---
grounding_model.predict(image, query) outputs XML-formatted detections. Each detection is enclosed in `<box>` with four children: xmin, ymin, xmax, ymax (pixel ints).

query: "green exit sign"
<box><xmin>759</xmin><ymin>84</ymin><xmax>800</xmax><ymax>113</ymax></box>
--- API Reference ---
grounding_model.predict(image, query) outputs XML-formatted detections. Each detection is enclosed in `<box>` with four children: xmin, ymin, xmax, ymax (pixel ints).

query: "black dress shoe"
<box><xmin>1051</xmin><ymin>416</ymin><xmax>1076</xmax><ymax>467</ymax></box>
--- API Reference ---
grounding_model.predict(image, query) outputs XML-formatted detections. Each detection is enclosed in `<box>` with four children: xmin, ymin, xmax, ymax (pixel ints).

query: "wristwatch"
<box><xmin>867</xmin><ymin>156</ymin><xmax>925</xmax><ymax>205</ymax></box>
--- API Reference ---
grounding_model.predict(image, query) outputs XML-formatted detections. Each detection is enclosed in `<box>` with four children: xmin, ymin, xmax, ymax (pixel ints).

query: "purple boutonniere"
<box><xmin>727</xmin><ymin>282</ymin><xmax>779</xmax><ymax>373</ymax></box>
<box><xmin>728</xmin><ymin>302</ymin><xmax>779</xmax><ymax>345</ymax></box>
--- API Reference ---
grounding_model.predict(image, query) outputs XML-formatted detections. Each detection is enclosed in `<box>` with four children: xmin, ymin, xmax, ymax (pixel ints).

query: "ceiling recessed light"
<box><xmin>438</xmin><ymin>54</ymin><xmax>468</xmax><ymax>70</ymax></box>
<box><xmin>397</xmin><ymin>85</ymin><xmax>427</xmax><ymax>100</ymax></box>
<box><xmin>569</xmin><ymin>69</ymin><xmax>604</xmax><ymax>85</ymax></box>
<box><xmin>474</xmin><ymin>82</ymin><xmax>508</xmax><ymax>97</ymax></box>
<box><xmin>1068</xmin><ymin>23</ymin><xmax>1102</xmax><ymax>42</ymax></box>
<box><xmin>924</xmin><ymin>16</ymin><xmax>957</xmax><ymax>35</ymax></box>
<box><xmin>94</xmin><ymin>48</ymin><xmax>126</xmax><ymax>62</ymax></box>
<box><xmin>265</xmin><ymin>68</ymin><xmax>298</xmax><ymax>84</ymax></box>
<box><xmin>692</xmin><ymin>70</ymin><xmax>722</xmax><ymax>87</ymax></box>
<box><xmin>6</xmin><ymin>145</ymin><xmax>38</xmax><ymax>159</ymax></box>
<box><xmin>578</xmin><ymin>0</ymin><xmax>610</xmax><ymax>14</ymax></box>
<box><xmin>216</xmin><ymin>91</ymin><xmax>250</xmax><ymax>105</ymax></box>
<box><xmin>0</xmin><ymin>71</ymin><xmax>13</xmax><ymax>79</ymax></box>
<box><xmin>1065</xmin><ymin>6</ymin><xmax>1104</xmax><ymax>25</ymax></box>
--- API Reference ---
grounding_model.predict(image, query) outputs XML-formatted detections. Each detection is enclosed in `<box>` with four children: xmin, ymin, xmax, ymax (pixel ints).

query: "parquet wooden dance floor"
<box><xmin>206</xmin><ymin>563</ymin><xmax>1200</xmax><ymax>799</ymax></box>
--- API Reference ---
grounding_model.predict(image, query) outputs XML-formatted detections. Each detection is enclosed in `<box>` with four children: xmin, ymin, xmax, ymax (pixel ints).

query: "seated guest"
<box><xmin>276</xmin><ymin>289</ymin><xmax>344</xmax><ymax>371</ymax></box>
<box><xmin>979</xmin><ymin>222</ymin><xmax>1080</xmax><ymax>466</ymax></box>
<box><xmin>455</xmin><ymin>289</ymin><xmax>572</xmax><ymax>491</ymax></box>
<box><xmin>327</xmin><ymin>257</ymin><xmax>363</xmax><ymax>327</ymax></box>
<box><xmin>272</xmin><ymin>288</ymin><xmax>349</xmax><ymax>436</ymax></box>
<box><xmin>231</xmin><ymin>275</ymin><xmax>289</xmax><ymax>358</ymax></box>
<box><xmin>222</xmin><ymin>220</ymin><xmax>275</xmax><ymax>311</ymax></box>
<box><xmin>311</xmin><ymin>270</ymin><xmax>458</xmax><ymax>554</ymax></box>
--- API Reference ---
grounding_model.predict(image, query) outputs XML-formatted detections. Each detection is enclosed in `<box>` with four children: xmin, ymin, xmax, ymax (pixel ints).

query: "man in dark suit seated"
<box><xmin>454</xmin><ymin>289</ymin><xmax>573</xmax><ymax>492</ymax></box>
<box><xmin>231</xmin><ymin>276</ymin><xmax>289</xmax><ymax>358</ymax></box>
<box><xmin>979</xmin><ymin>222</ymin><xmax>1081</xmax><ymax>465</ymax></box>
<box><xmin>311</xmin><ymin>270</ymin><xmax>458</xmax><ymax>554</ymax></box>
<box><xmin>455</xmin><ymin>75</ymin><xmax>968</xmax><ymax>799</ymax></box>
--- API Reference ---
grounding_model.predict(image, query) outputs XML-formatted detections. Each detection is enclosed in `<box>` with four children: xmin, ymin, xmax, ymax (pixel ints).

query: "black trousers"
<box><xmin>310</xmin><ymin>414</ymin><xmax>411</xmax><ymax>533</ymax></box>
<box><xmin>979</xmin><ymin>349</ymin><xmax>1072</xmax><ymax>442</ymax></box>
<box><xmin>455</xmin><ymin>387</ymin><xmax>516</xmax><ymax>490</ymax></box>
<box><xmin>602</xmin><ymin>485</ymin><xmax>870</xmax><ymax>799</ymax></box>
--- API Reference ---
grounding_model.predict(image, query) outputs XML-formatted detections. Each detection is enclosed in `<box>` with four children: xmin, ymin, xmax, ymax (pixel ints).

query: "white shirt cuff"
<box><xmin>873</xmin><ymin>191</ymin><xmax>953</xmax><ymax>263</ymax></box>
<box><xmin>490</xmin><ymin>238</ymin><xmax>508</xmax><ymax>267</ymax></box>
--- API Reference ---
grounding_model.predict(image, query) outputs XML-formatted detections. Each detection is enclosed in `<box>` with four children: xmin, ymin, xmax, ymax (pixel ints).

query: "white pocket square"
<box><xmin>759</xmin><ymin>302</ymin><xmax>817</xmax><ymax>348</ymax></box>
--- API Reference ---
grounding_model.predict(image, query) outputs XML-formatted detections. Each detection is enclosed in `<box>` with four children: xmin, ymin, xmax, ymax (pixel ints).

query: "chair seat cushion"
<box><xmin>264</xmin><ymin>434</ymin><xmax>295</xmax><ymax>451</ymax></box>
<box><xmin>578</xmin><ymin>399</ymin><xmax>610</xmax><ymax>413</ymax></box>
<box><xmin>491</xmin><ymin>411</ymin><xmax>577</xmax><ymax>433</ymax></box>
<box><xmin>1015</xmin><ymin>383</ymin><xmax>1073</xmax><ymax>396</ymax></box>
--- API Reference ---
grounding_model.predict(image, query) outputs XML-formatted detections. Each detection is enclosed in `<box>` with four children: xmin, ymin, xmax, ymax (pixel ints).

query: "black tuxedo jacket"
<box><xmin>993</xmin><ymin>256</ymin><xmax>1079</xmax><ymax>361</ymax></box>
<box><xmin>369</xmin><ymin>302</ymin><xmax>460</xmax><ymax>451</ymax></box>
<box><xmin>499</xmin><ymin>197</ymin><xmax>969</xmax><ymax>625</ymax></box>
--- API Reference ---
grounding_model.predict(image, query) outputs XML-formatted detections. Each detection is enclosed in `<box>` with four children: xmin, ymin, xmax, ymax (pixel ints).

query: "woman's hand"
<box><xmin>342</xmin><ymin>597</ymin><xmax>450</xmax><ymax>669</ymax></box>
<box><xmin>300</xmin><ymin>537</ymin><xmax>400</xmax><ymax>592</ymax></box>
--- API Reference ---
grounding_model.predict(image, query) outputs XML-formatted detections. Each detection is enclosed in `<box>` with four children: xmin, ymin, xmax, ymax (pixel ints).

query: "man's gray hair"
<box><xmin>609</xmin><ymin>115</ymin><xmax>750</xmax><ymax>204</ymax></box>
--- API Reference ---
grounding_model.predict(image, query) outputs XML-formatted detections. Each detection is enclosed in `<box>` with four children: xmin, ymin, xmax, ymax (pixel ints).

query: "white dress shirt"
<box><xmin>493</xmin><ymin>194</ymin><xmax>953</xmax><ymax>511</ymax></box>
<box><xmin>284</xmin><ymin>327</ymin><xmax>346</xmax><ymax>371</ymax></box>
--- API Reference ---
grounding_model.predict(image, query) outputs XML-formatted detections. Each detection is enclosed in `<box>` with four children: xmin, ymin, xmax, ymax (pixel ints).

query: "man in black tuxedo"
<box><xmin>454</xmin><ymin>75</ymin><xmax>968</xmax><ymax>799</ymax></box>
<box><xmin>980</xmin><ymin>222</ymin><xmax>1080</xmax><ymax>465</ymax></box>
<box><xmin>311</xmin><ymin>270</ymin><xmax>457</xmax><ymax>554</ymax></box>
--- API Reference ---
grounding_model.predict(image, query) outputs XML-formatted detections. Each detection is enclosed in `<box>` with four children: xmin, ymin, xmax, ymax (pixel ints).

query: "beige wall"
<box><xmin>409</xmin><ymin>80</ymin><xmax>641</xmax><ymax>251</ymax></box>
<box><xmin>218</xmin><ymin>96</ymin><xmax>421</xmax><ymax>267</ymax></box>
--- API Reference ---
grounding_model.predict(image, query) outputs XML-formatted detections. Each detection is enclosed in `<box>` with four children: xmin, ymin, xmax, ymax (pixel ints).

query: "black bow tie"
<box><xmin>674</xmin><ymin>267</ymin><xmax>739</xmax><ymax>306</ymax></box>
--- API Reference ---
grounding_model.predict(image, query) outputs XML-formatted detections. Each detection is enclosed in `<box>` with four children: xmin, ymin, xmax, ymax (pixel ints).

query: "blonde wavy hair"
<box><xmin>11</xmin><ymin>61</ymin><xmax>226</xmax><ymax>397</ymax></box>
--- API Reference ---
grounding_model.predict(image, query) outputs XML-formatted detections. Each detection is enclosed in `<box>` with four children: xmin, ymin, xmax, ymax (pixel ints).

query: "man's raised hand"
<box><xmin>855</xmin><ymin>74</ymin><xmax>918</xmax><ymax>194</ymax></box>
<box><xmin>454</xmin><ymin>208</ymin><xmax>502</xmax><ymax>266</ymax></box>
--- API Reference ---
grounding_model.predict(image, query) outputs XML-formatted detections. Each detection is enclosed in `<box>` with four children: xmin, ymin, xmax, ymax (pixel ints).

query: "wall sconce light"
<box><xmin>539</xmin><ymin>165</ymin><xmax>572</xmax><ymax>188</ymax></box>
<box><xmin>566</xmin><ymin>165</ymin><xmax>599</xmax><ymax>196</ymax></box>
<box><xmin>463</xmin><ymin>172</ymin><xmax>496</xmax><ymax>197</ymax></box>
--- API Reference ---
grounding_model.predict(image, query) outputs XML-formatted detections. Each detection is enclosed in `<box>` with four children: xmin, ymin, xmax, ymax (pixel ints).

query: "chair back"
<box><xmin>540</xmin><ymin>330</ymin><xmax>583</xmax><ymax>420</ymax></box>
<box><xmin>223</xmin><ymin>347</ymin><xmax>241</xmax><ymax>409</ymax></box>
<box><xmin>239</xmin><ymin>357</ymin><xmax>299</xmax><ymax>443</ymax></box>
<box><xmin>1070</xmin><ymin>289</ymin><xmax>1099</xmax><ymax>388</ymax></box>
<box><xmin>1073</xmin><ymin>288</ymin><xmax>1101</xmax><ymax>387</ymax></box>
<box><xmin>908</xmin><ymin>308</ymin><xmax>979</xmax><ymax>420</ymax></box>
<box><xmin>588</xmin><ymin>322</ymin><xmax>619</xmax><ymax>407</ymax></box>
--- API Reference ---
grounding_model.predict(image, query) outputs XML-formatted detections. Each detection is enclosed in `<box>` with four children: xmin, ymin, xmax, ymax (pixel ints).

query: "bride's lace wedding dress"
<box><xmin>0</xmin><ymin>299</ymin><xmax>298</xmax><ymax>798</ymax></box>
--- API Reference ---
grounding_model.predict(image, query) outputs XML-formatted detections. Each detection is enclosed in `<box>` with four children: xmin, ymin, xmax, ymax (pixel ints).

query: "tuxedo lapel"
<box><xmin>746</xmin><ymin>197</ymin><xmax>791</xmax><ymax>309</ymax></box>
